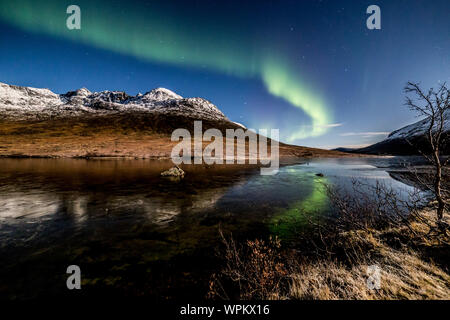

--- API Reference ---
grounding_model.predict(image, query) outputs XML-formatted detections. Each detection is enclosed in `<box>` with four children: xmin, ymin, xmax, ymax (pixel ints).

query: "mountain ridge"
<box><xmin>0</xmin><ymin>82</ymin><xmax>226</xmax><ymax>122</ymax></box>
<box><xmin>0</xmin><ymin>81</ymin><xmax>350</xmax><ymax>161</ymax></box>
<box><xmin>335</xmin><ymin>110</ymin><xmax>450</xmax><ymax>155</ymax></box>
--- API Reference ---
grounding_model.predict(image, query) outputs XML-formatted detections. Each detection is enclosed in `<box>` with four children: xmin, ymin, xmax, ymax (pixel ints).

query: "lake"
<box><xmin>0</xmin><ymin>157</ymin><xmax>426</xmax><ymax>299</ymax></box>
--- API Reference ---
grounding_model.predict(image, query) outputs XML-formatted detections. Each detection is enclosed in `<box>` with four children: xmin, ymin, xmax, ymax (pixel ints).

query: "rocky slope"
<box><xmin>0</xmin><ymin>82</ymin><xmax>348</xmax><ymax>160</ymax></box>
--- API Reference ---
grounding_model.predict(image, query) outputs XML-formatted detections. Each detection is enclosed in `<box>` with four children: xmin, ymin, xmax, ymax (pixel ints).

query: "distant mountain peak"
<box><xmin>144</xmin><ymin>87</ymin><xmax>183</xmax><ymax>101</ymax></box>
<box><xmin>76</xmin><ymin>87</ymin><xmax>91</xmax><ymax>96</ymax></box>
<box><xmin>387</xmin><ymin>109</ymin><xmax>450</xmax><ymax>141</ymax></box>
<box><xmin>337</xmin><ymin>110</ymin><xmax>450</xmax><ymax>155</ymax></box>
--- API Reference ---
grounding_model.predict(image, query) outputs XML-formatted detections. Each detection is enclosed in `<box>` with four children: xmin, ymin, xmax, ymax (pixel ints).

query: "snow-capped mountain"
<box><xmin>0</xmin><ymin>82</ymin><xmax>227</xmax><ymax>121</ymax></box>
<box><xmin>0</xmin><ymin>82</ymin><xmax>344</xmax><ymax>160</ymax></box>
<box><xmin>342</xmin><ymin>110</ymin><xmax>450</xmax><ymax>155</ymax></box>
<box><xmin>386</xmin><ymin>109</ymin><xmax>450</xmax><ymax>141</ymax></box>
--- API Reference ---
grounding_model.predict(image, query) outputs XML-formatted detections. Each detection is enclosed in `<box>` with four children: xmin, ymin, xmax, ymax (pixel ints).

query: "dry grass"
<box><xmin>209</xmin><ymin>183</ymin><xmax>450</xmax><ymax>300</ymax></box>
<box><xmin>290</xmin><ymin>220</ymin><xmax>450</xmax><ymax>300</ymax></box>
<box><xmin>0</xmin><ymin>114</ymin><xmax>355</xmax><ymax>161</ymax></box>
<box><xmin>208</xmin><ymin>235</ymin><xmax>291</xmax><ymax>300</ymax></box>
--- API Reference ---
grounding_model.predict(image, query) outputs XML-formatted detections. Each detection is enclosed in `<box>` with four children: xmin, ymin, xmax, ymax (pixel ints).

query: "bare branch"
<box><xmin>404</xmin><ymin>81</ymin><xmax>448</xmax><ymax>221</ymax></box>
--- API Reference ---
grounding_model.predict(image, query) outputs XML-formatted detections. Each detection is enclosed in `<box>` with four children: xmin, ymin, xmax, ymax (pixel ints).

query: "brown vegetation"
<box><xmin>208</xmin><ymin>181</ymin><xmax>450</xmax><ymax>300</ymax></box>
<box><xmin>0</xmin><ymin>113</ymin><xmax>353</xmax><ymax>161</ymax></box>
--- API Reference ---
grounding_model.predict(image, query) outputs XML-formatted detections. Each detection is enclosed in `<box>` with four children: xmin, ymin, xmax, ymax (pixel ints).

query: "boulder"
<box><xmin>161</xmin><ymin>166</ymin><xmax>185</xmax><ymax>178</ymax></box>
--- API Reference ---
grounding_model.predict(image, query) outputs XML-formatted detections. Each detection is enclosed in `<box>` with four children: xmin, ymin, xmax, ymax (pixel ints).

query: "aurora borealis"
<box><xmin>0</xmin><ymin>0</ymin><xmax>449</xmax><ymax>147</ymax></box>
<box><xmin>0</xmin><ymin>0</ymin><xmax>331</xmax><ymax>140</ymax></box>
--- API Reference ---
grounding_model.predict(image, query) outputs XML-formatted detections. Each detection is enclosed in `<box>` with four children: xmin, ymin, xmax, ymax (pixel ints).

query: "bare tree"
<box><xmin>404</xmin><ymin>82</ymin><xmax>449</xmax><ymax>221</ymax></box>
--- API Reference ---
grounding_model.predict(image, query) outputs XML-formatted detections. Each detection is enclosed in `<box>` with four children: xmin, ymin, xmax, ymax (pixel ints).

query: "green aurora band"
<box><xmin>0</xmin><ymin>0</ymin><xmax>332</xmax><ymax>140</ymax></box>
<box><xmin>269</xmin><ymin>174</ymin><xmax>330</xmax><ymax>239</ymax></box>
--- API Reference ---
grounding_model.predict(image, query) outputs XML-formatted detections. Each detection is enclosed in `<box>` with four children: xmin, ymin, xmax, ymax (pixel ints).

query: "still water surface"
<box><xmin>0</xmin><ymin>157</ymin><xmax>422</xmax><ymax>299</ymax></box>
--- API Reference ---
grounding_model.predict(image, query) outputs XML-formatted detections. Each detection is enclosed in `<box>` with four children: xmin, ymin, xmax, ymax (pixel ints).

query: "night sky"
<box><xmin>0</xmin><ymin>0</ymin><xmax>448</xmax><ymax>148</ymax></box>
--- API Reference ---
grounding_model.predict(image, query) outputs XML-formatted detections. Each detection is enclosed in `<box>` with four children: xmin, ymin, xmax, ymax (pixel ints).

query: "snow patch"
<box><xmin>232</xmin><ymin>121</ymin><xmax>247</xmax><ymax>129</ymax></box>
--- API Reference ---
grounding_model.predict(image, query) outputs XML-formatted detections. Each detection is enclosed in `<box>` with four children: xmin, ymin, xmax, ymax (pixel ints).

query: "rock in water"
<box><xmin>161</xmin><ymin>166</ymin><xmax>185</xmax><ymax>178</ymax></box>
